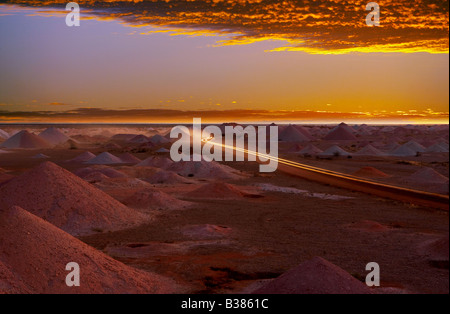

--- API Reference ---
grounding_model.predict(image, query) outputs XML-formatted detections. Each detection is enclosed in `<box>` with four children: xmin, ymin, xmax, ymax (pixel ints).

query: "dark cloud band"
<box><xmin>0</xmin><ymin>107</ymin><xmax>448</xmax><ymax>123</ymax></box>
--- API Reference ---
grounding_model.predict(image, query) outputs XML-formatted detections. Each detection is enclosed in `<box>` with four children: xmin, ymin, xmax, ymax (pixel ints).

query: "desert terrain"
<box><xmin>0</xmin><ymin>123</ymin><xmax>448</xmax><ymax>294</ymax></box>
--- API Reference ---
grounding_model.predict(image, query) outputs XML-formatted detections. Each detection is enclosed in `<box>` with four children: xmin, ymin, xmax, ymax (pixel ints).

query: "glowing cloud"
<box><xmin>3</xmin><ymin>0</ymin><xmax>448</xmax><ymax>54</ymax></box>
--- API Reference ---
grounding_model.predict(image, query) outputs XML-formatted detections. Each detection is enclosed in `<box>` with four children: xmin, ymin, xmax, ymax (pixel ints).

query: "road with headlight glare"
<box><xmin>208</xmin><ymin>139</ymin><xmax>449</xmax><ymax>211</ymax></box>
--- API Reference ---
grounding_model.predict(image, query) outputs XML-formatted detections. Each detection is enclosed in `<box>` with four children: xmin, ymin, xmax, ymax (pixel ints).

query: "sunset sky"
<box><xmin>0</xmin><ymin>0</ymin><xmax>448</xmax><ymax>124</ymax></box>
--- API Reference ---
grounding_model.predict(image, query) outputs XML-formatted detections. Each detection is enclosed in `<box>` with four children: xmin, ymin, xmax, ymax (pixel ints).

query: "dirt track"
<box><xmin>276</xmin><ymin>162</ymin><xmax>449</xmax><ymax>211</ymax></box>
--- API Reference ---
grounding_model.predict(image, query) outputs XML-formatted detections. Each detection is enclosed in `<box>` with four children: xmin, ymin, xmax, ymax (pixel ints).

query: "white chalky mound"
<box><xmin>426</xmin><ymin>143</ymin><xmax>449</xmax><ymax>153</ymax></box>
<box><xmin>408</xmin><ymin>167</ymin><xmax>449</xmax><ymax>184</ymax></box>
<box><xmin>355</xmin><ymin>144</ymin><xmax>385</xmax><ymax>156</ymax></box>
<box><xmin>0</xmin><ymin>129</ymin><xmax>9</xmax><ymax>139</ymax></box>
<box><xmin>85</xmin><ymin>152</ymin><xmax>123</xmax><ymax>165</ymax></box>
<box><xmin>38</xmin><ymin>127</ymin><xmax>70</xmax><ymax>145</ymax></box>
<box><xmin>150</xmin><ymin>134</ymin><xmax>170</xmax><ymax>144</ymax></box>
<box><xmin>403</xmin><ymin>140</ymin><xmax>426</xmax><ymax>153</ymax></box>
<box><xmin>388</xmin><ymin>145</ymin><xmax>416</xmax><ymax>157</ymax></box>
<box><xmin>298</xmin><ymin>144</ymin><xmax>323</xmax><ymax>155</ymax></box>
<box><xmin>318</xmin><ymin>145</ymin><xmax>351</xmax><ymax>157</ymax></box>
<box><xmin>74</xmin><ymin>166</ymin><xmax>127</xmax><ymax>179</ymax></box>
<box><xmin>128</xmin><ymin>134</ymin><xmax>150</xmax><ymax>143</ymax></box>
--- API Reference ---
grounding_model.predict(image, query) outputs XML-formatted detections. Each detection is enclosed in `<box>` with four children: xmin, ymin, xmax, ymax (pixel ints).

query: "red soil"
<box><xmin>0</xmin><ymin>205</ymin><xmax>181</xmax><ymax>294</ymax></box>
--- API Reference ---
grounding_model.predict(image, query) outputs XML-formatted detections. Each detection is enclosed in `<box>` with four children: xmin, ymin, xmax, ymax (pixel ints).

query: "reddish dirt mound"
<box><xmin>110</xmin><ymin>133</ymin><xmax>139</xmax><ymax>141</ymax></box>
<box><xmin>166</xmin><ymin>160</ymin><xmax>242</xmax><ymax>180</ymax></box>
<box><xmin>185</xmin><ymin>182</ymin><xmax>255</xmax><ymax>200</ymax></box>
<box><xmin>347</xmin><ymin>220</ymin><xmax>390</xmax><ymax>232</ymax></box>
<box><xmin>150</xmin><ymin>134</ymin><xmax>170</xmax><ymax>144</ymax></box>
<box><xmin>0</xmin><ymin>162</ymin><xmax>147</xmax><ymax>236</ymax></box>
<box><xmin>124</xmin><ymin>188</ymin><xmax>191</xmax><ymax>211</ymax></box>
<box><xmin>103</xmin><ymin>142</ymin><xmax>122</xmax><ymax>150</ymax></box>
<box><xmin>116</xmin><ymin>166</ymin><xmax>159</xmax><ymax>178</ymax></box>
<box><xmin>92</xmin><ymin>177</ymin><xmax>155</xmax><ymax>203</ymax></box>
<box><xmin>56</xmin><ymin>139</ymin><xmax>79</xmax><ymax>150</ymax></box>
<box><xmin>0</xmin><ymin>130</ymin><xmax>52</xmax><ymax>149</ymax></box>
<box><xmin>129</xmin><ymin>134</ymin><xmax>150</xmax><ymax>143</ymax></box>
<box><xmin>82</xmin><ymin>171</ymin><xmax>110</xmax><ymax>183</ymax></box>
<box><xmin>66</xmin><ymin>151</ymin><xmax>96</xmax><ymax>163</ymax></box>
<box><xmin>418</xmin><ymin>236</ymin><xmax>449</xmax><ymax>264</ymax></box>
<box><xmin>118</xmin><ymin>152</ymin><xmax>141</xmax><ymax>164</ymax></box>
<box><xmin>0</xmin><ymin>205</ymin><xmax>181</xmax><ymax>294</ymax></box>
<box><xmin>278</xmin><ymin>125</ymin><xmax>309</xmax><ymax>142</ymax></box>
<box><xmin>353</xmin><ymin>167</ymin><xmax>389</xmax><ymax>178</ymax></box>
<box><xmin>252</xmin><ymin>257</ymin><xmax>372</xmax><ymax>294</ymax></box>
<box><xmin>94</xmin><ymin>177</ymin><xmax>152</xmax><ymax>190</ymax></box>
<box><xmin>74</xmin><ymin>166</ymin><xmax>127</xmax><ymax>179</ymax></box>
<box><xmin>324</xmin><ymin>124</ymin><xmax>357</xmax><ymax>141</ymax></box>
<box><xmin>137</xmin><ymin>156</ymin><xmax>174</xmax><ymax>169</ymax></box>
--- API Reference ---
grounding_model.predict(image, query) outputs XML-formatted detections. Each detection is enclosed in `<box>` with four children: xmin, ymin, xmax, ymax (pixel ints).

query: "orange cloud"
<box><xmin>48</xmin><ymin>102</ymin><xmax>70</xmax><ymax>106</ymax></box>
<box><xmin>3</xmin><ymin>0</ymin><xmax>448</xmax><ymax>54</ymax></box>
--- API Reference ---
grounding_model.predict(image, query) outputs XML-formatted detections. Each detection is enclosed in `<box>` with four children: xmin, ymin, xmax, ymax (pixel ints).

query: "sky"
<box><xmin>0</xmin><ymin>0</ymin><xmax>448</xmax><ymax>124</ymax></box>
